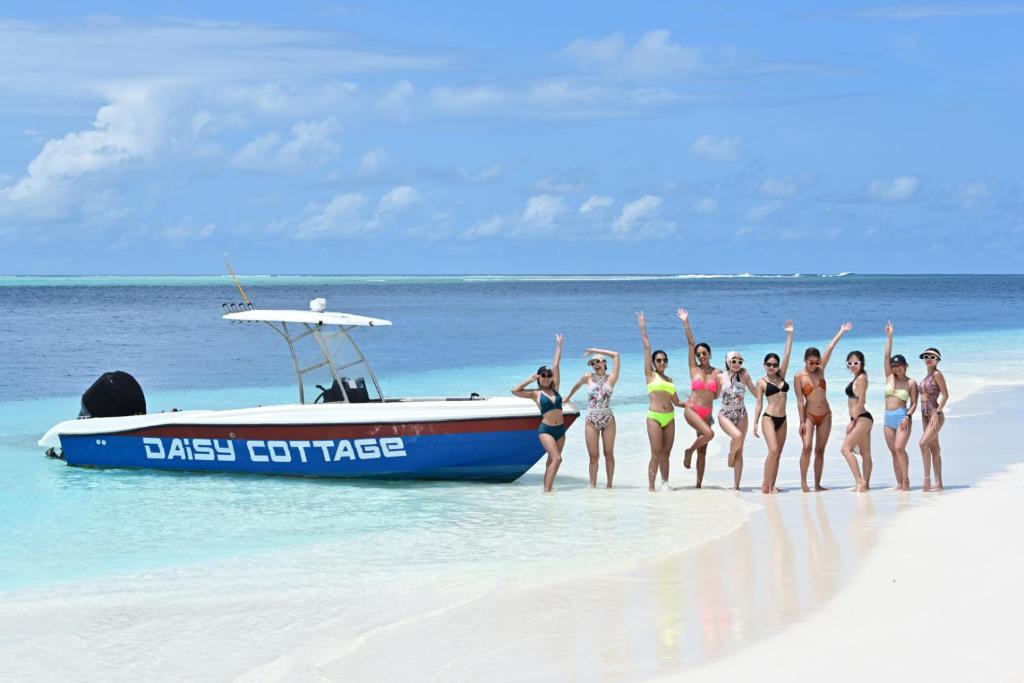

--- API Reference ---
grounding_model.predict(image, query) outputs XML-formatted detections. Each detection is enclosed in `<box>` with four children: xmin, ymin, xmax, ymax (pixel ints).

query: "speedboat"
<box><xmin>38</xmin><ymin>298</ymin><xmax>578</xmax><ymax>482</ymax></box>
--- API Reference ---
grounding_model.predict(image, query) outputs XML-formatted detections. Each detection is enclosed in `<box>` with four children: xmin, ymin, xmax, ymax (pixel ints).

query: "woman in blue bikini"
<box><xmin>512</xmin><ymin>334</ymin><xmax>566</xmax><ymax>492</ymax></box>
<box><xmin>883</xmin><ymin>322</ymin><xmax>918</xmax><ymax>491</ymax></box>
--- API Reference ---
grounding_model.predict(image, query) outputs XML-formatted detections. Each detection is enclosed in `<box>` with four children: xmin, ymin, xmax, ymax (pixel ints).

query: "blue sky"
<box><xmin>1</xmin><ymin>2</ymin><xmax>1022</xmax><ymax>274</ymax></box>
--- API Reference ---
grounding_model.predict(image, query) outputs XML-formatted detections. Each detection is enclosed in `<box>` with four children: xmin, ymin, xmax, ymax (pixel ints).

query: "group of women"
<box><xmin>513</xmin><ymin>313</ymin><xmax>949</xmax><ymax>494</ymax></box>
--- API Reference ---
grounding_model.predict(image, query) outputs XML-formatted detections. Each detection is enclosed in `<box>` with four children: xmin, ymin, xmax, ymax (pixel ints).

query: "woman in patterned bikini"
<box><xmin>678</xmin><ymin>308</ymin><xmax>721</xmax><ymax>489</ymax></box>
<box><xmin>753</xmin><ymin>320</ymin><xmax>795</xmax><ymax>494</ymax></box>
<box><xmin>794</xmin><ymin>322</ymin><xmax>852</xmax><ymax>492</ymax></box>
<box><xmin>918</xmin><ymin>347</ymin><xmax>949</xmax><ymax>491</ymax></box>
<box><xmin>566</xmin><ymin>348</ymin><xmax>621</xmax><ymax>488</ymax></box>
<box><xmin>717</xmin><ymin>350</ymin><xmax>758</xmax><ymax>490</ymax></box>
<box><xmin>882</xmin><ymin>322</ymin><xmax>917</xmax><ymax>492</ymax></box>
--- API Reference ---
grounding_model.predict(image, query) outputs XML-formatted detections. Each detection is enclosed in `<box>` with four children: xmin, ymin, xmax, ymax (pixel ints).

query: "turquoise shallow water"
<box><xmin>1</xmin><ymin>275</ymin><xmax>1023</xmax><ymax>592</ymax></box>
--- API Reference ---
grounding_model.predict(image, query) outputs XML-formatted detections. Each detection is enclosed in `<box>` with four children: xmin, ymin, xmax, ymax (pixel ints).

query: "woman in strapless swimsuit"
<box><xmin>678</xmin><ymin>308</ymin><xmax>721</xmax><ymax>489</ymax></box>
<box><xmin>512</xmin><ymin>334</ymin><xmax>565</xmax><ymax>492</ymax></box>
<box><xmin>794</xmin><ymin>322</ymin><xmax>852</xmax><ymax>492</ymax></box>
<box><xmin>918</xmin><ymin>347</ymin><xmax>949</xmax><ymax>491</ymax></box>
<box><xmin>753</xmin><ymin>320</ymin><xmax>795</xmax><ymax>494</ymax></box>
<box><xmin>638</xmin><ymin>312</ymin><xmax>683</xmax><ymax>491</ymax></box>
<box><xmin>840</xmin><ymin>349</ymin><xmax>873</xmax><ymax>492</ymax></box>
<box><xmin>882</xmin><ymin>322</ymin><xmax>918</xmax><ymax>491</ymax></box>
<box><xmin>566</xmin><ymin>347</ymin><xmax>621</xmax><ymax>488</ymax></box>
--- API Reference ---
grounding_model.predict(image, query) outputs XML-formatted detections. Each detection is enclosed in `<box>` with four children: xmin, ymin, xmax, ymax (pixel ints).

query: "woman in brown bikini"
<box><xmin>794</xmin><ymin>322</ymin><xmax>852</xmax><ymax>492</ymax></box>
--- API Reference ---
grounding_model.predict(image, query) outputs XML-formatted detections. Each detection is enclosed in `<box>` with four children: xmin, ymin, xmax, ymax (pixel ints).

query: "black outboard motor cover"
<box><xmin>80</xmin><ymin>371</ymin><xmax>147</xmax><ymax>418</ymax></box>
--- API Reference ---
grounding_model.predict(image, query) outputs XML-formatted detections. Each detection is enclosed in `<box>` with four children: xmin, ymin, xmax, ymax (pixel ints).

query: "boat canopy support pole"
<box><xmin>306</xmin><ymin>324</ymin><xmax>349</xmax><ymax>403</ymax></box>
<box><xmin>262</xmin><ymin>321</ymin><xmax>306</xmax><ymax>404</ymax></box>
<box><xmin>340</xmin><ymin>328</ymin><xmax>386</xmax><ymax>401</ymax></box>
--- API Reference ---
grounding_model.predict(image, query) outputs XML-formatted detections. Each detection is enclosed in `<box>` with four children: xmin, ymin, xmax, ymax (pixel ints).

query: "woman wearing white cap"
<box><xmin>918</xmin><ymin>346</ymin><xmax>949</xmax><ymax>491</ymax></box>
<box><xmin>567</xmin><ymin>348</ymin><xmax>621</xmax><ymax>487</ymax></box>
<box><xmin>882</xmin><ymin>322</ymin><xmax>918</xmax><ymax>491</ymax></box>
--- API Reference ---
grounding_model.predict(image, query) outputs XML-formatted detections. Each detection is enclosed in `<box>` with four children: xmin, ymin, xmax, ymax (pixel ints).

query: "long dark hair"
<box><xmin>764</xmin><ymin>352</ymin><xmax>781</xmax><ymax>376</ymax></box>
<box><xmin>847</xmin><ymin>350</ymin><xmax>867</xmax><ymax>376</ymax></box>
<box><xmin>652</xmin><ymin>350</ymin><xmax>668</xmax><ymax>377</ymax></box>
<box><xmin>804</xmin><ymin>347</ymin><xmax>821</xmax><ymax>361</ymax></box>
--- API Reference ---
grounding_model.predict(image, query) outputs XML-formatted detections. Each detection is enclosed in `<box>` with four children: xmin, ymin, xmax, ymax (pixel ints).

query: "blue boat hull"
<box><xmin>56</xmin><ymin>414</ymin><xmax>578</xmax><ymax>483</ymax></box>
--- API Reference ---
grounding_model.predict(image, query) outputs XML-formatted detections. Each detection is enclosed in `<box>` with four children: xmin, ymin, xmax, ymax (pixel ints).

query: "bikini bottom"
<box><xmin>762</xmin><ymin>413</ymin><xmax>787</xmax><ymax>431</ymax></box>
<box><xmin>646</xmin><ymin>410</ymin><xmax>674</xmax><ymax>428</ymax></box>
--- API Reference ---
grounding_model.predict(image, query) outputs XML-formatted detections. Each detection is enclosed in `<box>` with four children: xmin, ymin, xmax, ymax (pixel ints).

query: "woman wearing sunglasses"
<box><xmin>512</xmin><ymin>334</ymin><xmax>566</xmax><ymax>492</ymax></box>
<box><xmin>918</xmin><ymin>347</ymin><xmax>949</xmax><ymax>491</ymax></box>
<box><xmin>638</xmin><ymin>312</ymin><xmax>682</xmax><ymax>491</ymax></box>
<box><xmin>840</xmin><ymin>349</ymin><xmax>873</xmax><ymax>492</ymax></box>
<box><xmin>678</xmin><ymin>308</ymin><xmax>721</xmax><ymax>489</ymax></box>
<box><xmin>882</xmin><ymin>322</ymin><xmax>918</xmax><ymax>491</ymax></box>
<box><xmin>566</xmin><ymin>347</ymin><xmax>621</xmax><ymax>488</ymax></box>
<box><xmin>718</xmin><ymin>350</ymin><xmax>758</xmax><ymax>490</ymax></box>
<box><xmin>752</xmin><ymin>320</ymin><xmax>795</xmax><ymax>494</ymax></box>
<box><xmin>795</xmin><ymin>322</ymin><xmax>852</xmax><ymax>492</ymax></box>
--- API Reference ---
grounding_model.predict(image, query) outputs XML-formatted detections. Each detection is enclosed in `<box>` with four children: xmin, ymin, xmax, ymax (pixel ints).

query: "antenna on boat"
<box><xmin>224</xmin><ymin>254</ymin><xmax>254</xmax><ymax>310</ymax></box>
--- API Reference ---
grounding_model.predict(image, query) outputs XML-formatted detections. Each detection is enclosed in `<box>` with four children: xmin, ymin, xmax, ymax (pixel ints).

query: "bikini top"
<box><xmin>539</xmin><ymin>390</ymin><xmax>562</xmax><ymax>415</ymax></box>
<box><xmin>884</xmin><ymin>382</ymin><xmax>910</xmax><ymax>402</ymax></box>
<box><xmin>845</xmin><ymin>374</ymin><xmax>864</xmax><ymax>400</ymax></box>
<box><xmin>764</xmin><ymin>378</ymin><xmax>790</xmax><ymax>397</ymax></box>
<box><xmin>801</xmin><ymin>376</ymin><xmax>826</xmax><ymax>397</ymax></box>
<box><xmin>691</xmin><ymin>377</ymin><xmax>719</xmax><ymax>393</ymax></box>
<box><xmin>647</xmin><ymin>377</ymin><xmax>676</xmax><ymax>395</ymax></box>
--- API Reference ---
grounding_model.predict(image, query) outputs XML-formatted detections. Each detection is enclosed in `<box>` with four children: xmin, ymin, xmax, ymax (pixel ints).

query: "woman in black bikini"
<box><xmin>840</xmin><ymin>349</ymin><xmax>873</xmax><ymax>492</ymax></box>
<box><xmin>753</xmin><ymin>320</ymin><xmax>794</xmax><ymax>494</ymax></box>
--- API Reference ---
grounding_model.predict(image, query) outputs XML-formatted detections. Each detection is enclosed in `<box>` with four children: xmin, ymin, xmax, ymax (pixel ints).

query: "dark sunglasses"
<box><xmin>538</xmin><ymin>372</ymin><xmax>553</xmax><ymax>378</ymax></box>
<box><xmin>654</xmin><ymin>357</ymin><xmax>668</xmax><ymax>363</ymax></box>
<box><xmin>765</xmin><ymin>362</ymin><xmax>779</xmax><ymax>368</ymax></box>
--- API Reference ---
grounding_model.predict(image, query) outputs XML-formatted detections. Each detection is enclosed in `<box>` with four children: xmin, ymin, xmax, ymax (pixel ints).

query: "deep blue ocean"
<box><xmin>2</xmin><ymin>274</ymin><xmax>1023</xmax><ymax>593</ymax></box>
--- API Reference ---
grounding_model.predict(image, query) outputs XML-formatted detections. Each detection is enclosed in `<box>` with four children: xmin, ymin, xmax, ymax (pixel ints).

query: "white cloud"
<box><xmin>464</xmin><ymin>215</ymin><xmax>504</xmax><ymax>239</ymax></box>
<box><xmin>690</xmin><ymin>134</ymin><xmax>741</xmax><ymax>161</ymax></box>
<box><xmin>359</xmin><ymin>147</ymin><xmax>389</xmax><ymax>175</ymax></box>
<box><xmin>759</xmin><ymin>177</ymin><xmax>800</xmax><ymax>197</ymax></box>
<box><xmin>292</xmin><ymin>193</ymin><xmax>373</xmax><ymax>240</ymax></box>
<box><xmin>231</xmin><ymin>118</ymin><xmax>339</xmax><ymax>172</ymax></box>
<box><xmin>378</xmin><ymin>185</ymin><xmax>419</xmax><ymax>213</ymax></box>
<box><xmin>0</xmin><ymin>86</ymin><xmax>164</xmax><ymax>217</ymax></box>
<box><xmin>953</xmin><ymin>180</ymin><xmax>990</xmax><ymax>208</ymax></box>
<box><xmin>746</xmin><ymin>201</ymin><xmax>784</xmax><ymax>223</ymax></box>
<box><xmin>377</xmin><ymin>79</ymin><xmax>415</xmax><ymax>119</ymax></box>
<box><xmin>867</xmin><ymin>175</ymin><xmax>919</xmax><ymax>202</ymax></box>
<box><xmin>692</xmin><ymin>196</ymin><xmax>718</xmax><ymax>213</ymax></box>
<box><xmin>580</xmin><ymin>195</ymin><xmax>614</xmax><ymax>213</ymax></box>
<box><xmin>614</xmin><ymin>195</ymin><xmax>662</xmax><ymax>235</ymax></box>
<box><xmin>521</xmin><ymin>194</ymin><xmax>565</xmax><ymax>228</ymax></box>
<box><xmin>563</xmin><ymin>30</ymin><xmax>701</xmax><ymax>80</ymax></box>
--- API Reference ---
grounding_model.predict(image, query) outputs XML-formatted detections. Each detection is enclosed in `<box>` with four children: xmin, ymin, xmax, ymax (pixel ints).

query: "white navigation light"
<box><xmin>310</xmin><ymin>297</ymin><xmax>327</xmax><ymax>313</ymax></box>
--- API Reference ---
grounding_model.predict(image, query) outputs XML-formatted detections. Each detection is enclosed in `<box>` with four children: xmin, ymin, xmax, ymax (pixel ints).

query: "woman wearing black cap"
<box><xmin>918</xmin><ymin>346</ymin><xmax>949</xmax><ymax>491</ymax></box>
<box><xmin>883</xmin><ymin>322</ymin><xmax>918</xmax><ymax>491</ymax></box>
<box><xmin>512</xmin><ymin>334</ymin><xmax>566</xmax><ymax>492</ymax></box>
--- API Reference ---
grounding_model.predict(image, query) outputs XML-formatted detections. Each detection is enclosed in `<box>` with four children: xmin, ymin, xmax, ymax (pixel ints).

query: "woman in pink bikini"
<box><xmin>678</xmin><ymin>308</ymin><xmax>721</xmax><ymax>489</ymax></box>
<box><xmin>566</xmin><ymin>347</ymin><xmax>621</xmax><ymax>488</ymax></box>
<box><xmin>794</xmin><ymin>322</ymin><xmax>852</xmax><ymax>492</ymax></box>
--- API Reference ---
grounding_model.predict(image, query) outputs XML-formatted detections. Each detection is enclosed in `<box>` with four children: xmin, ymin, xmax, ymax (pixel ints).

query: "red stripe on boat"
<box><xmin>122</xmin><ymin>414</ymin><xmax>578</xmax><ymax>440</ymax></box>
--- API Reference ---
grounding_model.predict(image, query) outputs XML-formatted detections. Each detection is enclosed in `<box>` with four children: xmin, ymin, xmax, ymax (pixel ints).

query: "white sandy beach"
<box><xmin>1</xmin><ymin>385</ymin><xmax>1021</xmax><ymax>681</ymax></box>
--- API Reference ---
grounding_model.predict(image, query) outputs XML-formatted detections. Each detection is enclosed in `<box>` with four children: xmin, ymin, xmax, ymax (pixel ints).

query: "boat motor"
<box><xmin>79</xmin><ymin>371</ymin><xmax>147</xmax><ymax>418</ymax></box>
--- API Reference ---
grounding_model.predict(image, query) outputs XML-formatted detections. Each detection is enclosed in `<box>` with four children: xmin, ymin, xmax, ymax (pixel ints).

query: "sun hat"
<box><xmin>918</xmin><ymin>348</ymin><xmax>942</xmax><ymax>361</ymax></box>
<box><xmin>587</xmin><ymin>354</ymin><xmax>607</xmax><ymax>366</ymax></box>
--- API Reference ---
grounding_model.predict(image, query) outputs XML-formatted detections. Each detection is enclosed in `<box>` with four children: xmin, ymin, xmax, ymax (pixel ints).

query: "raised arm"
<box><xmin>753</xmin><ymin>381</ymin><xmax>765</xmax><ymax>438</ymax></box>
<box><xmin>821</xmin><ymin>322</ymin><xmax>853</xmax><ymax>369</ymax></box>
<box><xmin>512</xmin><ymin>375</ymin><xmax>539</xmax><ymax>401</ymax></box>
<box><xmin>780</xmin><ymin>320</ymin><xmax>795</xmax><ymax>377</ymax></box>
<box><xmin>884</xmin><ymin>321</ymin><xmax>894</xmax><ymax>377</ymax></box>
<box><xmin>564</xmin><ymin>372</ymin><xmax>589</xmax><ymax>402</ymax></box>
<box><xmin>551</xmin><ymin>334</ymin><xmax>564</xmax><ymax>390</ymax></box>
<box><xmin>637</xmin><ymin>312</ymin><xmax>654</xmax><ymax>376</ymax></box>
<box><xmin>586</xmin><ymin>347</ymin><xmax>622</xmax><ymax>386</ymax></box>
<box><xmin>677</xmin><ymin>307</ymin><xmax>698</xmax><ymax>372</ymax></box>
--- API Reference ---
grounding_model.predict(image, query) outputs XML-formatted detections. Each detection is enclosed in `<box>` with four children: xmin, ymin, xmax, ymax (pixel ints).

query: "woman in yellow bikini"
<box><xmin>638</xmin><ymin>311</ymin><xmax>682</xmax><ymax>491</ymax></box>
<box><xmin>794</xmin><ymin>322</ymin><xmax>852</xmax><ymax>492</ymax></box>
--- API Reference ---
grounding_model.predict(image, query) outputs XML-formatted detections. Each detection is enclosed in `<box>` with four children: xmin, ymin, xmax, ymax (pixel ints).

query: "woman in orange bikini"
<box><xmin>678</xmin><ymin>308</ymin><xmax>721</xmax><ymax>489</ymax></box>
<box><xmin>794</xmin><ymin>322</ymin><xmax>852</xmax><ymax>492</ymax></box>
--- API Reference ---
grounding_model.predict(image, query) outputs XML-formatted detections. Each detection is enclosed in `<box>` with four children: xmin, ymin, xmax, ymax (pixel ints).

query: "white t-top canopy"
<box><xmin>223</xmin><ymin>309</ymin><xmax>392</xmax><ymax>326</ymax></box>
